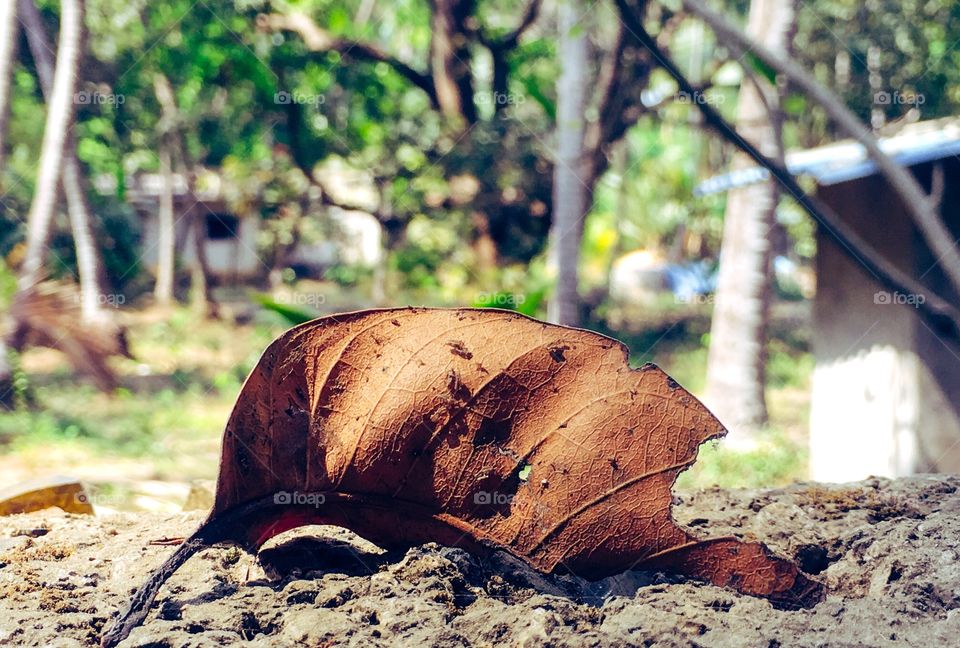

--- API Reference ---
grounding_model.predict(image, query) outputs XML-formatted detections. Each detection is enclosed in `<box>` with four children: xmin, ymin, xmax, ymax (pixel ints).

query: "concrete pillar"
<box><xmin>810</xmin><ymin>166</ymin><xmax>960</xmax><ymax>481</ymax></box>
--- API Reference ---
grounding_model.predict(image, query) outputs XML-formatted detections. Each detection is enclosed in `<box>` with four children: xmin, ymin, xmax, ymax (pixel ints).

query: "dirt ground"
<box><xmin>1</xmin><ymin>475</ymin><xmax>958</xmax><ymax>647</ymax></box>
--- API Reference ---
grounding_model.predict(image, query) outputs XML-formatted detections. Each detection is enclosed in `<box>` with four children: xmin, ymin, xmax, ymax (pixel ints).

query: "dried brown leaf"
<box><xmin>102</xmin><ymin>308</ymin><xmax>822</xmax><ymax>647</ymax></box>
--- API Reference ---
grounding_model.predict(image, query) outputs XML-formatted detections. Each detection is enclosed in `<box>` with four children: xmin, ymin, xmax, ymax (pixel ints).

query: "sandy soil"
<box><xmin>1</xmin><ymin>475</ymin><xmax>958</xmax><ymax>647</ymax></box>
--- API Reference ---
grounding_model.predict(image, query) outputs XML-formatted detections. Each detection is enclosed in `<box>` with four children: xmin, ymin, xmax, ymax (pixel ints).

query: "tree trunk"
<box><xmin>428</xmin><ymin>0</ymin><xmax>476</xmax><ymax>124</ymax></box>
<box><xmin>154</xmin><ymin>138</ymin><xmax>176</xmax><ymax>305</ymax></box>
<box><xmin>16</xmin><ymin>0</ymin><xmax>85</xmax><ymax>294</ymax></box>
<box><xmin>189</xmin><ymin>205</ymin><xmax>218</xmax><ymax>318</ymax></box>
<box><xmin>0</xmin><ymin>0</ymin><xmax>18</xmax><ymax>408</ymax></box>
<box><xmin>704</xmin><ymin>0</ymin><xmax>795</xmax><ymax>438</ymax></box>
<box><xmin>0</xmin><ymin>0</ymin><xmax>17</xmax><ymax>178</ymax></box>
<box><xmin>4</xmin><ymin>0</ymin><xmax>84</xmax><ymax>409</ymax></box>
<box><xmin>0</xmin><ymin>343</ymin><xmax>12</xmax><ymax>409</ymax></box>
<box><xmin>470</xmin><ymin>210</ymin><xmax>498</xmax><ymax>276</ymax></box>
<box><xmin>19</xmin><ymin>0</ymin><xmax>105</xmax><ymax>324</ymax></box>
<box><xmin>152</xmin><ymin>73</ymin><xmax>181</xmax><ymax>306</ymax></box>
<box><xmin>547</xmin><ymin>0</ymin><xmax>590</xmax><ymax>327</ymax></box>
<box><xmin>64</xmin><ymin>156</ymin><xmax>105</xmax><ymax>321</ymax></box>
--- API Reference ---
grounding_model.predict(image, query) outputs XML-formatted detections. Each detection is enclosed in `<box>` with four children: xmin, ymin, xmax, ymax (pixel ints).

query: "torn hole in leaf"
<box><xmin>518</xmin><ymin>463</ymin><xmax>533</xmax><ymax>481</ymax></box>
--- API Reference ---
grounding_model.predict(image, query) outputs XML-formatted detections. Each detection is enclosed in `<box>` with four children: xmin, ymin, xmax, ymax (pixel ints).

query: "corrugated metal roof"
<box><xmin>694</xmin><ymin>118</ymin><xmax>960</xmax><ymax>196</ymax></box>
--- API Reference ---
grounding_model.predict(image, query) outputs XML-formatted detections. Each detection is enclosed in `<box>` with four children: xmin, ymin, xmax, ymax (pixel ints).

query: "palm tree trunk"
<box><xmin>704</xmin><ymin>0</ymin><xmax>795</xmax><ymax>437</ymax></box>
<box><xmin>19</xmin><ymin>0</ymin><xmax>105</xmax><ymax>323</ymax></box>
<box><xmin>0</xmin><ymin>0</ymin><xmax>18</xmax><ymax>178</ymax></box>
<box><xmin>64</xmin><ymin>156</ymin><xmax>105</xmax><ymax>321</ymax></box>
<box><xmin>4</xmin><ymin>0</ymin><xmax>84</xmax><ymax>408</ymax></box>
<box><xmin>16</xmin><ymin>0</ymin><xmax>85</xmax><ymax>294</ymax></box>
<box><xmin>547</xmin><ymin>0</ymin><xmax>589</xmax><ymax>327</ymax></box>
<box><xmin>0</xmin><ymin>0</ymin><xmax>19</xmax><ymax>408</ymax></box>
<box><xmin>154</xmin><ymin>138</ymin><xmax>176</xmax><ymax>305</ymax></box>
<box><xmin>152</xmin><ymin>73</ymin><xmax>179</xmax><ymax>306</ymax></box>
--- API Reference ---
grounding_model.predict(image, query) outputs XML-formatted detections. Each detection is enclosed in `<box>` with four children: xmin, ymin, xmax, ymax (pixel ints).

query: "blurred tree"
<box><xmin>0</xmin><ymin>0</ymin><xmax>17</xmax><ymax>179</ymax></box>
<box><xmin>685</xmin><ymin>0</ymin><xmax>960</xmax><ymax>307</ymax></box>
<box><xmin>15</xmin><ymin>0</ymin><xmax>84</xmax><ymax>297</ymax></box>
<box><xmin>11</xmin><ymin>1</ymin><xmax>80</xmax><ymax>342</ymax></box>
<box><xmin>260</xmin><ymin>0</ymin><xmax>655</xmax><ymax>291</ymax></box>
<box><xmin>704</xmin><ymin>0</ymin><xmax>796</xmax><ymax>437</ymax></box>
<box><xmin>152</xmin><ymin>73</ymin><xmax>176</xmax><ymax>307</ymax></box>
<box><xmin>0</xmin><ymin>0</ymin><xmax>16</xmax><ymax>409</ymax></box>
<box><xmin>3</xmin><ymin>0</ymin><xmax>84</xmax><ymax>407</ymax></box>
<box><xmin>548</xmin><ymin>0</ymin><xmax>589</xmax><ymax>326</ymax></box>
<box><xmin>792</xmin><ymin>0</ymin><xmax>960</xmax><ymax>141</ymax></box>
<box><xmin>85</xmin><ymin>0</ymin><xmax>282</xmax><ymax>307</ymax></box>
<box><xmin>0</xmin><ymin>0</ymin><xmax>670</xmax><ymax>312</ymax></box>
<box><xmin>18</xmin><ymin>0</ymin><xmax>106</xmax><ymax>324</ymax></box>
<box><xmin>150</xmin><ymin>68</ymin><xmax>218</xmax><ymax>316</ymax></box>
<box><xmin>188</xmin><ymin>203</ymin><xmax>217</xmax><ymax>318</ymax></box>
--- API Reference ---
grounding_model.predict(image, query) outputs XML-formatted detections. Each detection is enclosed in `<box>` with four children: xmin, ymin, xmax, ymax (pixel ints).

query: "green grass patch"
<box><xmin>677</xmin><ymin>428</ymin><xmax>808</xmax><ymax>489</ymax></box>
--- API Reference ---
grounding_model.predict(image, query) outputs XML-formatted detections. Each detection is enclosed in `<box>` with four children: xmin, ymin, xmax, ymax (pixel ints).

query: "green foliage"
<box><xmin>582</xmin><ymin>112</ymin><xmax>727</xmax><ymax>286</ymax></box>
<box><xmin>324</xmin><ymin>264</ymin><xmax>372</xmax><ymax>288</ymax></box>
<box><xmin>10</xmin><ymin>354</ymin><xmax>32</xmax><ymax>411</ymax></box>
<box><xmin>767</xmin><ymin>343</ymin><xmax>814</xmax><ymax>389</ymax></box>
<box><xmin>793</xmin><ymin>0</ymin><xmax>960</xmax><ymax>142</ymax></box>
<box><xmin>676</xmin><ymin>429</ymin><xmax>808</xmax><ymax>489</ymax></box>
<box><xmin>252</xmin><ymin>293</ymin><xmax>319</xmax><ymax>326</ymax></box>
<box><xmin>92</xmin><ymin>199</ymin><xmax>146</xmax><ymax>294</ymax></box>
<box><xmin>0</xmin><ymin>384</ymin><xmax>225</xmax><ymax>461</ymax></box>
<box><xmin>4</xmin><ymin>0</ymin><xmax>947</xmax><ymax>301</ymax></box>
<box><xmin>471</xmin><ymin>290</ymin><xmax>545</xmax><ymax>317</ymax></box>
<box><xmin>743</xmin><ymin>51</ymin><xmax>778</xmax><ymax>85</ymax></box>
<box><xmin>0</xmin><ymin>307</ymin><xmax>281</xmax><ymax>482</ymax></box>
<box><xmin>0</xmin><ymin>259</ymin><xmax>17</xmax><ymax>306</ymax></box>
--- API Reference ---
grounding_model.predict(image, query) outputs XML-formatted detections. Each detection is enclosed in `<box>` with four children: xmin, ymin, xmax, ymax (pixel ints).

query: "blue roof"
<box><xmin>694</xmin><ymin>120</ymin><xmax>960</xmax><ymax>196</ymax></box>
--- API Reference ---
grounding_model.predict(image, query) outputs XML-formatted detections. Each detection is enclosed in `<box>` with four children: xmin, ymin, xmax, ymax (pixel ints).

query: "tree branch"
<box><xmin>680</xmin><ymin>0</ymin><xmax>960</xmax><ymax>300</ymax></box>
<box><xmin>281</xmin><ymin>98</ymin><xmax>393</xmax><ymax>224</ymax></box>
<box><xmin>282</xmin><ymin>97</ymin><xmax>315</xmax><ymax>181</ymax></box>
<box><xmin>476</xmin><ymin>0</ymin><xmax>542</xmax><ymax>115</ymax></box>
<box><xmin>258</xmin><ymin>11</ymin><xmax>438</xmax><ymax>107</ymax></box>
<box><xmin>613</xmin><ymin>0</ymin><xmax>960</xmax><ymax>341</ymax></box>
<box><xmin>427</xmin><ymin>0</ymin><xmax>478</xmax><ymax>123</ymax></box>
<box><xmin>584</xmin><ymin>23</ymin><xmax>627</xmax><ymax>161</ymax></box>
<box><xmin>583</xmin><ymin>15</ymin><xmax>653</xmax><ymax>185</ymax></box>
<box><xmin>481</xmin><ymin>0</ymin><xmax>543</xmax><ymax>51</ymax></box>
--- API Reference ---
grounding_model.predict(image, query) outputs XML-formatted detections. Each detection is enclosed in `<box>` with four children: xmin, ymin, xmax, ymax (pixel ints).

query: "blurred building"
<box><xmin>94</xmin><ymin>170</ymin><xmax>382</xmax><ymax>282</ymax></box>
<box><xmin>698</xmin><ymin>117</ymin><xmax>960</xmax><ymax>482</ymax></box>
